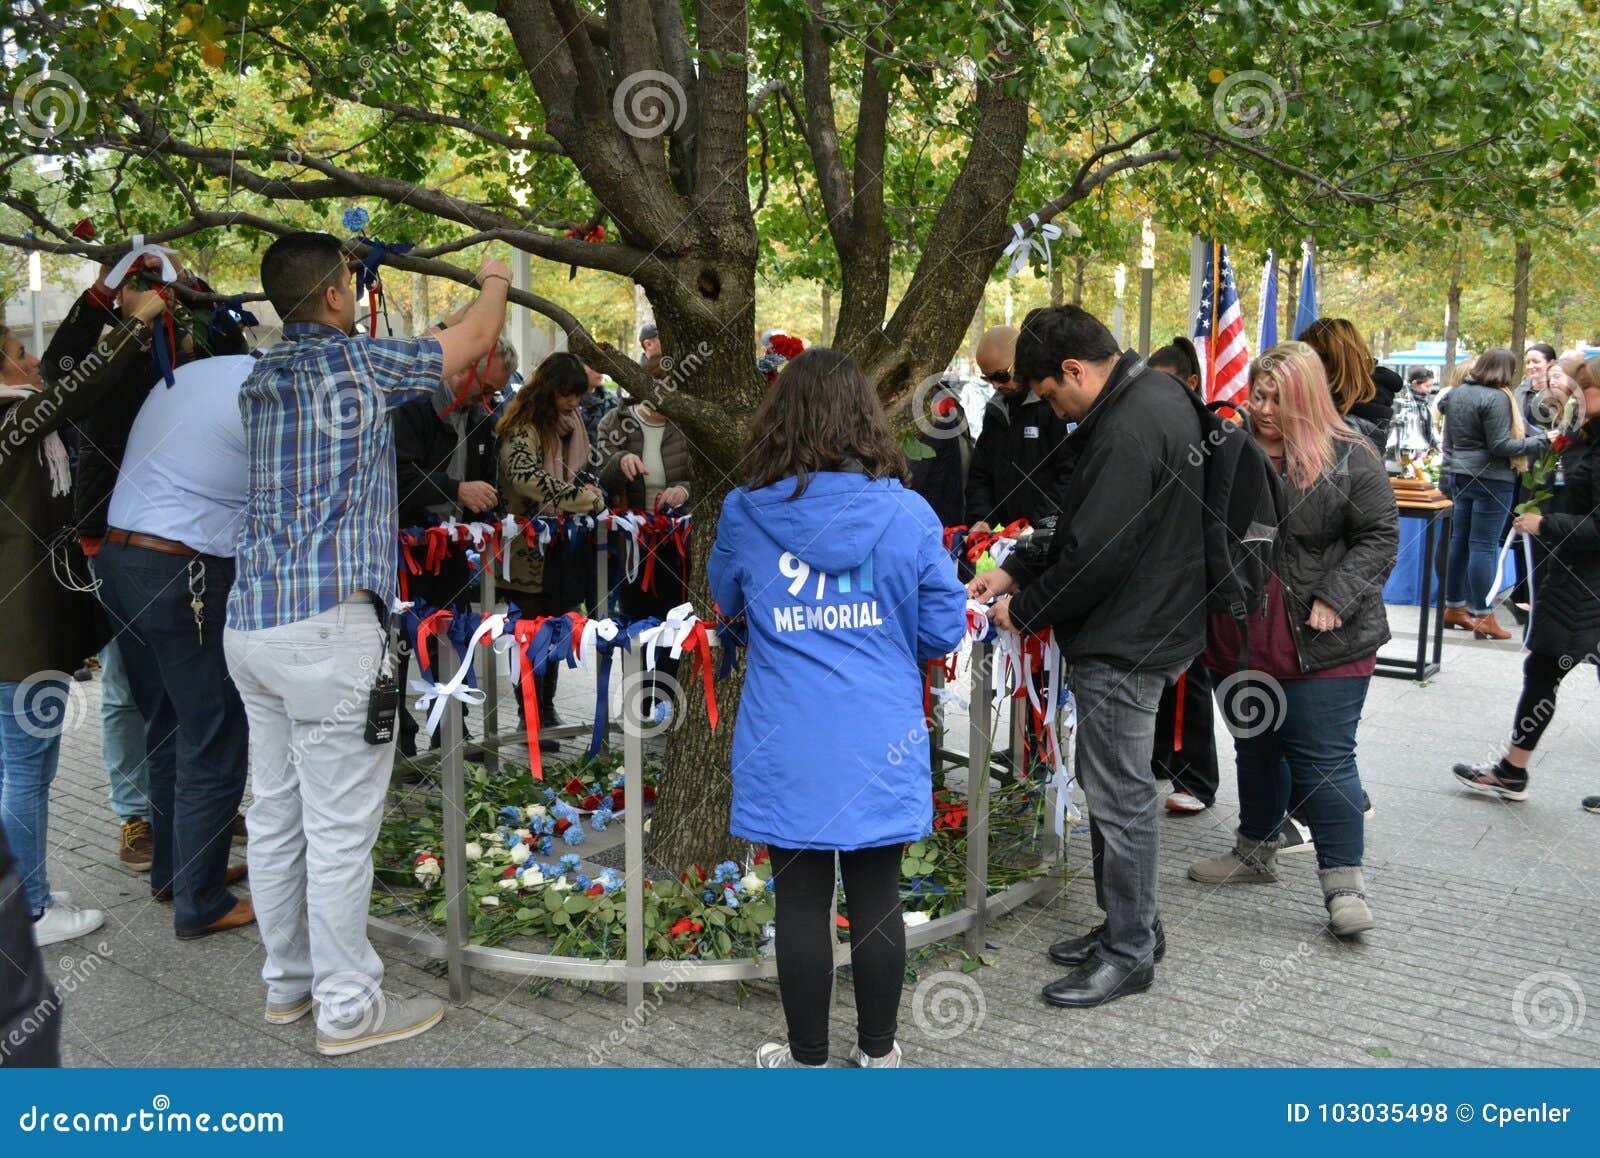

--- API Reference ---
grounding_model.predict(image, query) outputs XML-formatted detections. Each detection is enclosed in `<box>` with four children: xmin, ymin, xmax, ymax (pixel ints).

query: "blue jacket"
<box><xmin>709</xmin><ymin>472</ymin><xmax>968</xmax><ymax>850</ymax></box>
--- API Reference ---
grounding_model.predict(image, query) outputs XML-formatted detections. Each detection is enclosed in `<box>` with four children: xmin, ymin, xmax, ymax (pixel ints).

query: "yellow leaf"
<box><xmin>201</xmin><ymin>42</ymin><xmax>225</xmax><ymax>69</ymax></box>
<box><xmin>175</xmin><ymin>16</ymin><xmax>195</xmax><ymax>35</ymax></box>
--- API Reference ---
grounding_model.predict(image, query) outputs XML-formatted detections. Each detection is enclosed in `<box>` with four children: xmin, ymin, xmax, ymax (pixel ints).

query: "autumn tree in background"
<box><xmin>3</xmin><ymin>0</ymin><xmax>1595</xmax><ymax>865</ymax></box>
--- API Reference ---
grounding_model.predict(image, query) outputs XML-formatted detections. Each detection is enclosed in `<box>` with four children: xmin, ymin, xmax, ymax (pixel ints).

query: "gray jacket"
<box><xmin>1438</xmin><ymin>381</ymin><xmax>1547</xmax><ymax>483</ymax></box>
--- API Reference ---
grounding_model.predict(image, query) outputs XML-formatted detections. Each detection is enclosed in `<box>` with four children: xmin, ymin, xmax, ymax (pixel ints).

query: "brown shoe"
<box><xmin>176</xmin><ymin>896</ymin><xmax>255</xmax><ymax>940</ymax></box>
<box><xmin>153</xmin><ymin>862</ymin><xmax>247</xmax><ymax>903</ymax></box>
<box><xmin>231</xmin><ymin>813</ymin><xmax>248</xmax><ymax>846</ymax></box>
<box><xmin>118</xmin><ymin>818</ymin><xmax>154</xmax><ymax>872</ymax></box>
<box><xmin>1472</xmin><ymin>612</ymin><xmax>1512</xmax><ymax>640</ymax></box>
<box><xmin>1442</xmin><ymin>607</ymin><xmax>1477</xmax><ymax>632</ymax></box>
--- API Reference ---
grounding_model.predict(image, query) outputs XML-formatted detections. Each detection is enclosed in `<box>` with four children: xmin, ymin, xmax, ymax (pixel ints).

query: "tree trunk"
<box><xmin>1072</xmin><ymin>255</ymin><xmax>1085</xmax><ymax>305</ymax></box>
<box><xmin>1443</xmin><ymin>250</ymin><xmax>1463</xmax><ymax>384</ymax></box>
<box><xmin>1050</xmin><ymin>260</ymin><xmax>1063</xmax><ymax>307</ymax></box>
<box><xmin>413</xmin><ymin>273</ymin><xmax>431</xmax><ymax>337</ymax></box>
<box><xmin>820</xmin><ymin>285</ymin><xmax>833</xmax><ymax>346</ymax></box>
<box><xmin>1285</xmin><ymin>256</ymin><xmax>1301</xmax><ymax>332</ymax></box>
<box><xmin>1510</xmin><ymin>239</ymin><xmax>1532</xmax><ymax>375</ymax></box>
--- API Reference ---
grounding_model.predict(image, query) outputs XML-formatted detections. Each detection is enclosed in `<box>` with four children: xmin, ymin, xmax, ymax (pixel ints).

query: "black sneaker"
<box><xmin>1582</xmin><ymin>795</ymin><xmax>1600</xmax><ymax>814</ymax></box>
<box><xmin>1453</xmin><ymin>762</ymin><xmax>1529</xmax><ymax>801</ymax></box>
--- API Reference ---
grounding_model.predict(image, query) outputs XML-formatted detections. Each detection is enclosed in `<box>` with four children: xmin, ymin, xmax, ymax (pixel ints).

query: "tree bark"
<box><xmin>1072</xmin><ymin>255</ymin><xmax>1085</xmax><ymax>305</ymax></box>
<box><xmin>1443</xmin><ymin>248</ymin><xmax>1463</xmax><ymax>384</ymax></box>
<box><xmin>1051</xmin><ymin>260</ymin><xmax>1064</xmax><ymax>307</ymax></box>
<box><xmin>1285</xmin><ymin>256</ymin><xmax>1302</xmax><ymax>334</ymax></box>
<box><xmin>1510</xmin><ymin>238</ymin><xmax>1532</xmax><ymax>375</ymax></box>
<box><xmin>820</xmin><ymin>285</ymin><xmax>833</xmax><ymax>346</ymax></box>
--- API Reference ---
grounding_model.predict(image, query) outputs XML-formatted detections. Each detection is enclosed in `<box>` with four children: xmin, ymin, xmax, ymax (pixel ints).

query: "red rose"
<box><xmin>1553</xmin><ymin>435</ymin><xmax>1573</xmax><ymax>454</ymax></box>
<box><xmin>70</xmin><ymin>217</ymin><xmax>95</xmax><ymax>240</ymax></box>
<box><xmin>564</xmin><ymin>777</ymin><xmax>587</xmax><ymax>795</ymax></box>
<box><xmin>581</xmin><ymin>794</ymin><xmax>603</xmax><ymax>811</ymax></box>
<box><xmin>835</xmin><ymin>915</ymin><xmax>850</xmax><ymax>929</ymax></box>
<box><xmin>754</xmin><ymin>848</ymin><xmax>769</xmax><ymax>865</ymax></box>
<box><xmin>670</xmin><ymin>918</ymin><xmax>692</xmax><ymax>936</ymax></box>
<box><xmin>610</xmin><ymin>789</ymin><xmax>626</xmax><ymax>810</ymax></box>
<box><xmin>642</xmin><ymin>785</ymin><xmax>658</xmax><ymax>803</ymax></box>
<box><xmin>586</xmin><ymin>884</ymin><xmax>604</xmax><ymax>896</ymax></box>
<box><xmin>691</xmin><ymin>920</ymin><xmax>703</xmax><ymax>933</ymax></box>
<box><xmin>555</xmin><ymin>818</ymin><xmax>572</xmax><ymax>834</ymax></box>
<box><xmin>770</xmin><ymin>334</ymin><xmax>804</xmax><ymax>360</ymax></box>
<box><xmin>502</xmin><ymin>866</ymin><xmax>517</xmax><ymax>877</ymax></box>
<box><xmin>932</xmin><ymin>397</ymin><xmax>957</xmax><ymax>418</ymax></box>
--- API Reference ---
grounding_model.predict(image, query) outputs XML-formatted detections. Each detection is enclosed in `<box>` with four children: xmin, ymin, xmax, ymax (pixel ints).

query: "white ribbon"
<box><xmin>636</xmin><ymin>601</ymin><xmax>698</xmax><ymax>670</ymax></box>
<box><xmin>1490</xmin><ymin>526</ymin><xmax>1538</xmax><ymax>632</ymax></box>
<box><xmin>1002</xmin><ymin>214</ymin><xmax>1063</xmax><ymax>279</ymax></box>
<box><xmin>409</xmin><ymin>615</ymin><xmax>502</xmax><ymax>736</ymax></box>
<box><xmin>104</xmin><ymin>235</ymin><xmax>181</xmax><ymax>289</ymax></box>
<box><xmin>578</xmin><ymin>617</ymin><xmax>619</xmax><ymax>665</ymax></box>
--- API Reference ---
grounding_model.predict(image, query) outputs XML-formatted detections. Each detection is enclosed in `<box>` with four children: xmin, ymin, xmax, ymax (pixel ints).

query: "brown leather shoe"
<box><xmin>1473</xmin><ymin>612</ymin><xmax>1512</xmax><ymax>640</ymax></box>
<box><xmin>176</xmin><ymin>896</ymin><xmax>255</xmax><ymax>940</ymax></box>
<box><xmin>1442</xmin><ymin>607</ymin><xmax>1477</xmax><ymax>632</ymax></box>
<box><xmin>118</xmin><ymin>818</ymin><xmax>154</xmax><ymax>872</ymax></box>
<box><xmin>153</xmin><ymin>862</ymin><xmax>247</xmax><ymax>904</ymax></box>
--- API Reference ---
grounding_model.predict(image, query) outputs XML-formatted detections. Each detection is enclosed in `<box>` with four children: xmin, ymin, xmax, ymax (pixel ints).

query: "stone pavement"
<box><xmin>35</xmin><ymin>610</ymin><xmax>1600</xmax><ymax>1068</ymax></box>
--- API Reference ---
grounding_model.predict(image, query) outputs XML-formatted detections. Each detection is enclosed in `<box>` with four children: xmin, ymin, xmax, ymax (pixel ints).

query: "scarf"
<box><xmin>0</xmin><ymin>386</ymin><xmax>71</xmax><ymax>497</ymax></box>
<box><xmin>1499</xmin><ymin>385</ymin><xmax>1530</xmax><ymax>474</ymax></box>
<box><xmin>542</xmin><ymin>410</ymin><xmax>590</xmax><ymax>486</ymax></box>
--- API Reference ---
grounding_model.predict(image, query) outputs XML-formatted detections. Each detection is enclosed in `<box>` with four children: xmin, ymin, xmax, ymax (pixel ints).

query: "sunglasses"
<box><xmin>981</xmin><ymin>369</ymin><xmax>1013</xmax><ymax>386</ymax></box>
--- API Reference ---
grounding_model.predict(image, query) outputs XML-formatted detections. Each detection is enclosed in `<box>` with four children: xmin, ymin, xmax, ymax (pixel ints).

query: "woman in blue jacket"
<box><xmin>709</xmin><ymin>348</ymin><xmax>969</xmax><ymax>1069</ymax></box>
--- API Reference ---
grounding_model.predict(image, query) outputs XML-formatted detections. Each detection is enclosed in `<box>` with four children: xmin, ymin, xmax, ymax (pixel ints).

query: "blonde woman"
<box><xmin>1190</xmin><ymin>342</ymin><xmax>1399</xmax><ymax>937</ymax></box>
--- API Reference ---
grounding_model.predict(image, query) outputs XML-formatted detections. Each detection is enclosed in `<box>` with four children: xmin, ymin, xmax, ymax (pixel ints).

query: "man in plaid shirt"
<box><xmin>223</xmin><ymin>232</ymin><xmax>510</xmax><ymax>1056</ymax></box>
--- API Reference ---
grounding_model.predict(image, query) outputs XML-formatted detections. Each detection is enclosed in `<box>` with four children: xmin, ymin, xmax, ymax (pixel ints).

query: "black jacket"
<box><xmin>908</xmin><ymin>385</ymin><xmax>971</xmax><ymax>528</ymax></box>
<box><xmin>963</xmin><ymin>389</ymin><xmax>1072</xmax><ymax>527</ymax></box>
<box><xmin>1003</xmin><ymin>353</ymin><xmax>1206</xmax><ymax>671</ymax></box>
<box><xmin>43</xmin><ymin>287</ymin><xmax>246</xmax><ymax>538</ymax></box>
<box><xmin>1346</xmin><ymin>365</ymin><xmax>1404</xmax><ymax>455</ymax></box>
<box><xmin>1529</xmin><ymin>423</ymin><xmax>1600</xmax><ymax>660</ymax></box>
<box><xmin>1271</xmin><ymin>433</ymin><xmax>1399</xmax><ymax>673</ymax></box>
<box><xmin>393</xmin><ymin>397</ymin><xmax>499</xmax><ymax>527</ymax></box>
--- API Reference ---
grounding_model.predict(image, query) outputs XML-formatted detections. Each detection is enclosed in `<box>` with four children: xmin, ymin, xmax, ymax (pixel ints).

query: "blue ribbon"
<box><xmin>152</xmin><ymin>318</ymin><xmax>176</xmax><ymax>387</ymax></box>
<box><xmin>586</xmin><ymin>619</ymin><xmax>658</xmax><ymax>760</ymax></box>
<box><xmin>354</xmin><ymin>236</ymin><xmax>415</xmax><ymax>297</ymax></box>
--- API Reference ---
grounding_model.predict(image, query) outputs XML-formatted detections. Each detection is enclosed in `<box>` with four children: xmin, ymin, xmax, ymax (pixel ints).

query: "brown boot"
<box><xmin>153</xmin><ymin>862</ymin><xmax>247</xmax><ymax>903</ymax></box>
<box><xmin>1443</xmin><ymin>607</ymin><xmax>1477</xmax><ymax>632</ymax></box>
<box><xmin>1472</xmin><ymin>612</ymin><xmax>1512</xmax><ymax>640</ymax></box>
<box><xmin>118</xmin><ymin>818</ymin><xmax>154</xmax><ymax>872</ymax></box>
<box><xmin>176</xmin><ymin>896</ymin><xmax>256</xmax><ymax>940</ymax></box>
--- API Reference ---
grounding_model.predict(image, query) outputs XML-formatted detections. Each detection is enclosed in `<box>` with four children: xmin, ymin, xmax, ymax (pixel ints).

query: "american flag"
<box><xmin>1194</xmin><ymin>241</ymin><xmax>1250</xmax><ymax>405</ymax></box>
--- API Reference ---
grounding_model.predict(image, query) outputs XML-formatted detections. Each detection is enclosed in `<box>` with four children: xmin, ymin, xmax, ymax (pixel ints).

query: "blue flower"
<box><xmin>589</xmin><ymin>811</ymin><xmax>609</xmax><ymax>832</ymax></box>
<box><xmin>723</xmin><ymin>886</ymin><xmax>740</xmax><ymax>909</ymax></box>
<box><xmin>575</xmin><ymin>874</ymin><xmax>592</xmax><ymax>891</ymax></box>
<box><xmin>539</xmin><ymin>836</ymin><xmax>554</xmax><ymax>857</ymax></box>
<box><xmin>702</xmin><ymin>890</ymin><xmax>717</xmax><ymax>904</ymax></box>
<box><xmin>713</xmin><ymin>860</ymin><xmax>740</xmax><ymax>883</ymax></box>
<box><xmin>498</xmin><ymin>806</ymin><xmax>523</xmax><ymax>824</ymax></box>
<box><xmin>597</xmin><ymin>869</ymin><xmax>623</xmax><ymax>894</ymax></box>
<box><xmin>609</xmin><ymin>773</ymin><xmax>626</xmax><ymax>789</ymax></box>
<box><xmin>342</xmin><ymin>206</ymin><xmax>370</xmax><ymax>232</ymax></box>
<box><xmin>559</xmin><ymin>854</ymin><xmax>581</xmax><ymax>873</ymax></box>
<box><xmin>563</xmin><ymin>825</ymin><xmax>586</xmax><ymax>847</ymax></box>
<box><xmin>543</xmin><ymin>788</ymin><xmax>557</xmax><ymax>802</ymax></box>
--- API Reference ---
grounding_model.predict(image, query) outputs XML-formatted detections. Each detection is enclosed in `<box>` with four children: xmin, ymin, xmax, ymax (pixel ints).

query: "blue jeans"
<box><xmin>0</xmin><ymin>676</ymin><xmax>68</xmax><ymax>915</ymax></box>
<box><xmin>97</xmin><ymin>638</ymin><xmax>150</xmax><ymax>822</ymax></box>
<box><xmin>95</xmin><ymin>542</ymin><xmax>249</xmax><ymax>931</ymax></box>
<box><xmin>1229</xmin><ymin>676</ymin><xmax>1369</xmax><ymax>870</ymax></box>
<box><xmin>1445</xmin><ymin>474</ymin><xmax>1516</xmax><ymax>615</ymax></box>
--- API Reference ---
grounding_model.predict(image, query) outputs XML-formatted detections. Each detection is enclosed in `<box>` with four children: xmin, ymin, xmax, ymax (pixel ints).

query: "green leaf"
<box><xmin>900</xmin><ymin>433</ymin><xmax>935</xmax><ymax>461</ymax></box>
<box><xmin>1366</xmin><ymin>1045</ymin><xmax>1392</xmax><ymax>1059</ymax></box>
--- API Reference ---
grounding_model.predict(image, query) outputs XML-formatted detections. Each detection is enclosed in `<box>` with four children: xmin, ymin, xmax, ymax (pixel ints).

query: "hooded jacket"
<box><xmin>708</xmin><ymin>472</ymin><xmax>968</xmax><ymax>850</ymax></box>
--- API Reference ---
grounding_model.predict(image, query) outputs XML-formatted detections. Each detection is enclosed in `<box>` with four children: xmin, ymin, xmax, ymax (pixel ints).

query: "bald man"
<box><xmin>964</xmin><ymin>325</ymin><xmax>1074</xmax><ymax>533</ymax></box>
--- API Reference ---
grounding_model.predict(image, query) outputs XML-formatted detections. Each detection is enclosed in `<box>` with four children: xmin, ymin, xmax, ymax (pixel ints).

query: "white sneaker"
<box><xmin>32</xmin><ymin>901</ymin><xmax>106</xmax><ymax>947</ymax></box>
<box><xmin>1276</xmin><ymin>818</ymin><xmax>1316</xmax><ymax>855</ymax></box>
<box><xmin>855</xmin><ymin>1042</ymin><xmax>903</xmax><ymax>1068</ymax></box>
<box><xmin>1165</xmin><ymin>791</ymin><xmax>1207</xmax><ymax>813</ymax></box>
<box><xmin>755</xmin><ymin>1042</ymin><xmax>827</xmax><ymax>1068</ymax></box>
<box><xmin>316</xmin><ymin>992</ymin><xmax>443</xmax><ymax>1057</ymax></box>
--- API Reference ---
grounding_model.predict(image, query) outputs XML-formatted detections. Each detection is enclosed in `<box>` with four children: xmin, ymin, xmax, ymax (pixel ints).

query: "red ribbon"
<box><xmin>513</xmin><ymin>616</ymin><xmax>550</xmax><ymax>780</ymax></box>
<box><xmin>416</xmin><ymin>609</ymin><xmax>453</xmax><ymax>680</ymax></box>
<box><xmin>677</xmin><ymin>621</ymin><xmax>719</xmax><ymax>731</ymax></box>
<box><xmin>424</xmin><ymin>525</ymin><xmax>452</xmax><ymax>574</ymax></box>
<box><xmin>1173</xmin><ymin>671</ymin><xmax>1186</xmax><ymax>753</ymax></box>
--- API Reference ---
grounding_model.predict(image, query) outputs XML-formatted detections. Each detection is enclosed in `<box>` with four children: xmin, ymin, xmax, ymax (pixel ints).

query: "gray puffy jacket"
<box><xmin>1439</xmin><ymin>381</ymin><xmax>1548</xmax><ymax>483</ymax></box>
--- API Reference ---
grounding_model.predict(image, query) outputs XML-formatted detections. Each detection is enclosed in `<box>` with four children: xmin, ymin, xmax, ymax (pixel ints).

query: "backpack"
<box><xmin>1184</xmin><ymin>394</ymin><xmax>1286</xmax><ymax>634</ymax></box>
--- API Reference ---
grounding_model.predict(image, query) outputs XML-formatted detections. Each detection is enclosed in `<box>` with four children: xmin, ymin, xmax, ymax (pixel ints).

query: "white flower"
<box><xmin>514</xmin><ymin>827</ymin><xmax>533</xmax><ymax>842</ymax></box>
<box><xmin>463</xmin><ymin>842</ymin><xmax>483</xmax><ymax>862</ymax></box>
<box><xmin>509</xmin><ymin>843</ymin><xmax>531</xmax><ymax>865</ymax></box>
<box><xmin>902</xmin><ymin>911</ymin><xmax>931</xmax><ymax>927</ymax></box>
<box><xmin>525</xmin><ymin>805</ymin><xmax>548</xmax><ymax>821</ymax></box>
<box><xmin>478</xmin><ymin>831</ymin><xmax>500</xmax><ymax>844</ymax></box>
<box><xmin>497</xmin><ymin>877</ymin><xmax>520</xmax><ymax>891</ymax></box>
<box><xmin>740</xmin><ymin>872</ymin><xmax>766</xmax><ymax>894</ymax></box>
<box><xmin>549</xmin><ymin>876</ymin><xmax>573</xmax><ymax>893</ymax></box>
<box><xmin>481</xmin><ymin>894</ymin><xmax>500</xmax><ymax>907</ymax></box>
<box><xmin>521</xmin><ymin>869</ymin><xmax>546</xmax><ymax>888</ymax></box>
<box><xmin>413</xmin><ymin>856</ymin><xmax>441</xmax><ymax>885</ymax></box>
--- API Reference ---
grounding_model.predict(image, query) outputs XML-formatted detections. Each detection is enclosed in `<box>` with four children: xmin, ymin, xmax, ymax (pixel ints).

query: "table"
<box><xmin>1375</xmin><ymin>497</ymin><xmax>1452</xmax><ymax>681</ymax></box>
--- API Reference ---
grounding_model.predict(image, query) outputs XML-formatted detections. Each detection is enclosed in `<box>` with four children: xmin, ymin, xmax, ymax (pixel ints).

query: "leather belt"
<box><xmin>105</xmin><ymin>528</ymin><xmax>199</xmax><ymax>558</ymax></box>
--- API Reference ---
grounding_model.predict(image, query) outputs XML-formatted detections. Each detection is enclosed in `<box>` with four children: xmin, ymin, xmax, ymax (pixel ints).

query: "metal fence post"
<box><xmin>595</xmin><ymin>522</ymin><xmax>610</xmax><ymax>619</ymax></box>
<box><xmin>437</xmin><ymin>638</ymin><xmax>473</xmax><ymax>1002</ymax></box>
<box><xmin>478</xmin><ymin>562</ymin><xmax>500</xmax><ymax>774</ymax></box>
<box><xmin>622</xmin><ymin>642</ymin><xmax>646</xmax><ymax>1015</ymax></box>
<box><xmin>965</xmin><ymin>640</ymin><xmax>992</xmax><ymax>957</ymax></box>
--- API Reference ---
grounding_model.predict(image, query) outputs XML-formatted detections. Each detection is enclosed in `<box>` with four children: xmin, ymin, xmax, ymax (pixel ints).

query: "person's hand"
<box><xmin>582</xmin><ymin>483</ymin><xmax>607</xmax><ymax>505</ymax></box>
<box><xmin>456</xmin><ymin>480</ymin><xmax>498</xmax><ymax>514</ymax></box>
<box><xmin>659</xmin><ymin>485</ymin><xmax>689</xmax><ymax>508</ymax></box>
<box><xmin>1306</xmin><ymin>597</ymin><xmax>1343</xmax><ymax>632</ymax></box>
<box><xmin>989</xmin><ymin>595</ymin><xmax>1015</xmax><ymax>632</ymax></box>
<box><xmin>970</xmin><ymin>520</ymin><xmax>992</xmax><ymax>535</ymax></box>
<box><xmin>475</xmin><ymin>256</ymin><xmax>513</xmax><ymax>289</ymax></box>
<box><xmin>92</xmin><ymin>261</ymin><xmax>116</xmax><ymax>294</ymax></box>
<box><xmin>619</xmin><ymin>453</ymin><xmax>648</xmax><ymax>481</ymax></box>
<box><xmin>967</xmin><ymin>568</ymin><xmax>1016</xmax><ymax>600</ymax></box>
<box><xmin>1514</xmin><ymin>513</ymin><xmax>1543</xmax><ymax>537</ymax></box>
<box><xmin>126</xmin><ymin>286</ymin><xmax>168</xmax><ymax>326</ymax></box>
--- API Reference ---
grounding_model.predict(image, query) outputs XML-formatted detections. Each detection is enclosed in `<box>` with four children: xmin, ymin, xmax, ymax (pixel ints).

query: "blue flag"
<box><xmin>1257</xmin><ymin>248</ymin><xmax>1279</xmax><ymax>351</ymax></box>
<box><xmin>1293</xmin><ymin>240</ymin><xmax>1318</xmax><ymax>339</ymax></box>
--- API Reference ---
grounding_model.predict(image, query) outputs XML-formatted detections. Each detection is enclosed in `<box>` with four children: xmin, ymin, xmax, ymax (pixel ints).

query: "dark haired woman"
<box><xmin>1149</xmin><ymin>337</ymin><xmax>1201</xmax><ymax>392</ymax></box>
<box><xmin>1454</xmin><ymin>354</ymin><xmax>1600</xmax><ymax>804</ymax></box>
<box><xmin>709</xmin><ymin>348</ymin><xmax>967</xmax><ymax>1068</ymax></box>
<box><xmin>496</xmin><ymin>352</ymin><xmax>607</xmax><ymax>748</ymax></box>
<box><xmin>1437</xmin><ymin>348</ymin><xmax>1549</xmax><ymax>640</ymax></box>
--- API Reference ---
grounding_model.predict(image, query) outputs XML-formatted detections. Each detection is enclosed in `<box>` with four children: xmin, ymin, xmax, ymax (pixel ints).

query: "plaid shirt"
<box><xmin>227</xmin><ymin>322</ymin><xmax>445</xmax><ymax>631</ymax></box>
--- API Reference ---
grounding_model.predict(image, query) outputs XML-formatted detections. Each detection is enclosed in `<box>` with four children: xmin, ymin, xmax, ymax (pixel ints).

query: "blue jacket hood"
<box><xmin>737</xmin><ymin>472</ymin><xmax>898</xmax><ymax>574</ymax></box>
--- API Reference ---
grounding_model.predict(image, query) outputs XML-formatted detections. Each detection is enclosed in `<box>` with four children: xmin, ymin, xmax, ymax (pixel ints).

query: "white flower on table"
<box><xmin>509</xmin><ymin>843</ymin><xmax>531</xmax><ymax>865</ymax></box>
<box><xmin>464</xmin><ymin>842</ymin><xmax>483</xmax><ymax>862</ymax></box>
<box><xmin>525</xmin><ymin>805</ymin><xmax>549</xmax><ymax>822</ymax></box>
<box><xmin>520</xmin><ymin>869</ymin><xmax>545</xmax><ymax>888</ymax></box>
<box><xmin>413</xmin><ymin>855</ymin><xmax>441</xmax><ymax>885</ymax></box>
<box><xmin>549</xmin><ymin>876</ymin><xmax>573</xmax><ymax>893</ymax></box>
<box><xmin>514</xmin><ymin>827</ymin><xmax>533</xmax><ymax>842</ymax></box>
<box><xmin>740</xmin><ymin>872</ymin><xmax>766</xmax><ymax>894</ymax></box>
<box><xmin>481</xmin><ymin>894</ymin><xmax>501</xmax><ymax>907</ymax></box>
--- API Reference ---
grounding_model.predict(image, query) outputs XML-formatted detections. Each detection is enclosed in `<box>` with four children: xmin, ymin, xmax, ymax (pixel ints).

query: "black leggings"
<box><xmin>767</xmin><ymin>843</ymin><xmax>904</xmax><ymax>1064</ymax></box>
<box><xmin>1511</xmin><ymin>651</ymin><xmax>1597</xmax><ymax>751</ymax></box>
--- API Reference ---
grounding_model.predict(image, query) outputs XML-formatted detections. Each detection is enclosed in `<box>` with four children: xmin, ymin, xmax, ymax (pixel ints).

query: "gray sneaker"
<box><xmin>854</xmin><ymin>1042</ymin><xmax>903</xmax><ymax>1068</ymax></box>
<box><xmin>265</xmin><ymin>993</ymin><xmax>315</xmax><ymax>1025</ymax></box>
<box><xmin>316</xmin><ymin>993</ymin><xmax>444</xmax><ymax>1057</ymax></box>
<box><xmin>755</xmin><ymin>1042</ymin><xmax>827</xmax><ymax>1068</ymax></box>
<box><xmin>1188</xmin><ymin>832</ymin><xmax>1279</xmax><ymax>884</ymax></box>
